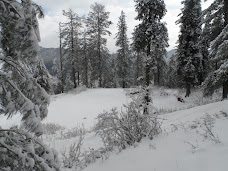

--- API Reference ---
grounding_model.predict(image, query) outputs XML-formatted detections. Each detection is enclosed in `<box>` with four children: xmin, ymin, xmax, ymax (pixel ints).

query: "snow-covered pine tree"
<box><xmin>34</xmin><ymin>58</ymin><xmax>53</xmax><ymax>94</ymax></box>
<box><xmin>61</xmin><ymin>9</ymin><xmax>82</xmax><ymax>90</ymax></box>
<box><xmin>202</xmin><ymin>0</ymin><xmax>228</xmax><ymax>99</ymax></box>
<box><xmin>133</xmin><ymin>0</ymin><xmax>168</xmax><ymax>114</ymax></box>
<box><xmin>115</xmin><ymin>11</ymin><xmax>132</xmax><ymax>88</ymax></box>
<box><xmin>81</xmin><ymin>29</ymin><xmax>90</xmax><ymax>88</ymax></box>
<box><xmin>0</xmin><ymin>0</ymin><xmax>60</xmax><ymax>170</ymax></box>
<box><xmin>86</xmin><ymin>2</ymin><xmax>112</xmax><ymax>88</ymax></box>
<box><xmin>0</xmin><ymin>0</ymin><xmax>48</xmax><ymax>135</ymax></box>
<box><xmin>176</xmin><ymin>0</ymin><xmax>202</xmax><ymax>97</ymax></box>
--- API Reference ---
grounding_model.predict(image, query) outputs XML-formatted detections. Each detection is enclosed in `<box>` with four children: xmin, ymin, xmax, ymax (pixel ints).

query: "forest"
<box><xmin>0</xmin><ymin>0</ymin><xmax>227</xmax><ymax>171</ymax></box>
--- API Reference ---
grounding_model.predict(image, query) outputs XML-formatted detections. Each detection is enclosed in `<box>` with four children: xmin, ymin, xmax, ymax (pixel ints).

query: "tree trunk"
<box><xmin>157</xmin><ymin>65</ymin><xmax>160</xmax><ymax>86</ymax></box>
<box><xmin>222</xmin><ymin>0</ymin><xmax>228</xmax><ymax>99</ymax></box>
<box><xmin>77</xmin><ymin>71</ymin><xmax>80</xmax><ymax>86</ymax></box>
<box><xmin>122</xmin><ymin>80</ymin><xmax>125</xmax><ymax>88</ymax></box>
<box><xmin>84</xmin><ymin>44</ymin><xmax>88</xmax><ymax>88</ymax></box>
<box><xmin>72</xmin><ymin>62</ymin><xmax>77</xmax><ymax>89</ymax></box>
<box><xmin>59</xmin><ymin>23</ymin><xmax>64</xmax><ymax>93</ymax></box>
<box><xmin>185</xmin><ymin>83</ymin><xmax>191</xmax><ymax>97</ymax></box>
<box><xmin>98</xmin><ymin>15</ymin><xmax>102</xmax><ymax>88</ymax></box>
<box><xmin>223</xmin><ymin>80</ymin><xmax>228</xmax><ymax>99</ymax></box>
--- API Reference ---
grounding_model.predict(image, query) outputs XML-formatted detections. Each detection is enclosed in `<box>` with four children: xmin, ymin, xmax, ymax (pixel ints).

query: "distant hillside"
<box><xmin>165</xmin><ymin>49</ymin><xmax>176</xmax><ymax>62</ymax></box>
<box><xmin>38</xmin><ymin>47</ymin><xmax>59</xmax><ymax>72</ymax></box>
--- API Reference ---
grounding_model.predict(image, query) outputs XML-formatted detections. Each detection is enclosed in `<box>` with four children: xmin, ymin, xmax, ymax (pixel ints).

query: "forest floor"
<box><xmin>1</xmin><ymin>87</ymin><xmax>227</xmax><ymax>171</ymax></box>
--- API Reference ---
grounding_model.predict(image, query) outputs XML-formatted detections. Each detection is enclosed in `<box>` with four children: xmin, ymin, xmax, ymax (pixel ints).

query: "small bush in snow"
<box><xmin>61</xmin><ymin>132</ymin><xmax>84</xmax><ymax>169</ymax></box>
<box><xmin>94</xmin><ymin>100</ymin><xmax>162</xmax><ymax>150</ymax></box>
<box><xmin>63</xmin><ymin>126</ymin><xmax>87</xmax><ymax>140</ymax></box>
<box><xmin>61</xmin><ymin>128</ymin><xmax>110</xmax><ymax>170</ymax></box>
<box><xmin>199</xmin><ymin>114</ymin><xmax>221</xmax><ymax>143</ymax></box>
<box><xmin>43</xmin><ymin>123</ymin><xmax>65</xmax><ymax>135</ymax></box>
<box><xmin>0</xmin><ymin>129</ymin><xmax>61</xmax><ymax>171</ymax></box>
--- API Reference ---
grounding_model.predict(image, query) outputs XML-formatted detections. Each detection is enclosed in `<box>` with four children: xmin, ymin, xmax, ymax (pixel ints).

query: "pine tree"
<box><xmin>115</xmin><ymin>11</ymin><xmax>131</xmax><ymax>88</ymax></box>
<box><xmin>133</xmin><ymin>0</ymin><xmax>168</xmax><ymax>114</ymax></box>
<box><xmin>81</xmin><ymin>30</ymin><xmax>89</xmax><ymax>88</ymax></box>
<box><xmin>86</xmin><ymin>2</ymin><xmax>112</xmax><ymax>87</ymax></box>
<box><xmin>61</xmin><ymin>9</ymin><xmax>82</xmax><ymax>90</ymax></box>
<box><xmin>0</xmin><ymin>1</ymin><xmax>60</xmax><ymax>170</ymax></box>
<box><xmin>176</xmin><ymin>0</ymin><xmax>202</xmax><ymax>97</ymax></box>
<box><xmin>202</xmin><ymin>0</ymin><xmax>228</xmax><ymax>99</ymax></box>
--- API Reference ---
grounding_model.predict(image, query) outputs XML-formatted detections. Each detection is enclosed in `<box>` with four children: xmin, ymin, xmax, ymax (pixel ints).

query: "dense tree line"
<box><xmin>34</xmin><ymin>0</ymin><xmax>228</xmax><ymax>99</ymax></box>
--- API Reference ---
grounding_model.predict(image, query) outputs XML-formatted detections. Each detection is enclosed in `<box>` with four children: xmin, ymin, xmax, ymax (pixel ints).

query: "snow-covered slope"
<box><xmin>83</xmin><ymin>100</ymin><xmax>228</xmax><ymax>171</ymax></box>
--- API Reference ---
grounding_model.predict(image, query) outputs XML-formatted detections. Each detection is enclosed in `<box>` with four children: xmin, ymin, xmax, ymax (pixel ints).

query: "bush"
<box><xmin>94</xmin><ymin>101</ymin><xmax>162</xmax><ymax>150</ymax></box>
<box><xmin>43</xmin><ymin>123</ymin><xmax>65</xmax><ymax>135</ymax></box>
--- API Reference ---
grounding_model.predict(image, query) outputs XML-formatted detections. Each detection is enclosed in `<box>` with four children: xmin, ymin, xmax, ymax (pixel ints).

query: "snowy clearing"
<box><xmin>81</xmin><ymin>100</ymin><xmax>228</xmax><ymax>171</ymax></box>
<box><xmin>1</xmin><ymin>88</ymin><xmax>227</xmax><ymax>171</ymax></box>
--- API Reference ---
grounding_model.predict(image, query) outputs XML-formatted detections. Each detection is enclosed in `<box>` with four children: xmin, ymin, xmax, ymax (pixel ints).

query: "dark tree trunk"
<box><xmin>185</xmin><ymin>83</ymin><xmax>191</xmax><ymax>97</ymax></box>
<box><xmin>223</xmin><ymin>80</ymin><xmax>228</xmax><ymax>99</ymax></box>
<box><xmin>157</xmin><ymin>65</ymin><xmax>160</xmax><ymax>86</ymax></box>
<box><xmin>222</xmin><ymin>0</ymin><xmax>228</xmax><ymax>99</ymax></box>
<box><xmin>122</xmin><ymin>80</ymin><xmax>126</xmax><ymax>88</ymax></box>
<box><xmin>77</xmin><ymin>71</ymin><xmax>80</xmax><ymax>86</ymax></box>
<box><xmin>72</xmin><ymin>62</ymin><xmax>77</xmax><ymax>89</ymax></box>
<box><xmin>98</xmin><ymin>16</ymin><xmax>102</xmax><ymax>88</ymax></box>
<box><xmin>84</xmin><ymin>45</ymin><xmax>88</xmax><ymax>88</ymax></box>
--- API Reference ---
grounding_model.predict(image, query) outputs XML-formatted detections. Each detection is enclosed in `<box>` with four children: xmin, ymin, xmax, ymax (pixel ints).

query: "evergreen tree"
<box><xmin>176</xmin><ymin>0</ymin><xmax>202</xmax><ymax>97</ymax></box>
<box><xmin>133</xmin><ymin>0</ymin><xmax>168</xmax><ymax>114</ymax></box>
<box><xmin>86</xmin><ymin>2</ymin><xmax>112</xmax><ymax>87</ymax></box>
<box><xmin>115</xmin><ymin>11</ymin><xmax>131</xmax><ymax>88</ymax></box>
<box><xmin>61</xmin><ymin>9</ymin><xmax>82</xmax><ymax>90</ymax></box>
<box><xmin>0</xmin><ymin>0</ymin><xmax>60</xmax><ymax>170</ymax></box>
<box><xmin>202</xmin><ymin>0</ymin><xmax>228</xmax><ymax>99</ymax></box>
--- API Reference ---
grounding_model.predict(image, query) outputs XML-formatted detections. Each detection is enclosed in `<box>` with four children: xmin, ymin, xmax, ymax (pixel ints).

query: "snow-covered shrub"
<box><xmin>198</xmin><ymin>114</ymin><xmax>221</xmax><ymax>143</ymax></box>
<box><xmin>43</xmin><ymin>123</ymin><xmax>65</xmax><ymax>135</ymax></box>
<box><xmin>62</xmin><ymin>125</ymin><xmax>87</xmax><ymax>140</ymax></box>
<box><xmin>0</xmin><ymin>128</ymin><xmax>61</xmax><ymax>171</ymax></box>
<box><xmin>61</xmin><ymin>132</ymin><xmax>84</xmax><ymax>169</ymax></box>
<box><xmin>94</xmin><ymin>100</ymin><xmax>162</xmax><ymax>150</ymax></box>
<box><xmin>61</xmin><ymin>136</ymin><xmax>110</xmax><ymax>170</ymax></box>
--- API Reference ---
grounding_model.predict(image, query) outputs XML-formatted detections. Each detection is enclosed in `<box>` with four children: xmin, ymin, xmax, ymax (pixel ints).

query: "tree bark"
<box><xmin>84</xmin><ymin>43</ymin><xmax>88</xmax><ymax>88</ymax></box>
<box><xmin>223</xmin><ymin>80</ymin><xmax>228</xmax><ymax>99</ymax></box>
<box><xmin>185</xmin><ymin>83</ymin><xmax>191</xmax><ymax>97</ymax></box>
<box><xmin>157</xmin><ymin>65</ymin><xmax>160</xmax><ymax>86</ymax></box>
<box><xmin>221</xmin><ymin>0</ymin><xmax>228</xmax><ymax>99</ymax></box>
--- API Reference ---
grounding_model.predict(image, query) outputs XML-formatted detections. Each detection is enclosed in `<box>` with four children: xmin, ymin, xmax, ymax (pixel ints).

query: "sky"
<box><xmin>33</xmin><ymin>0</ymin><xmax>213</xmax><ymax>53</ymax></box>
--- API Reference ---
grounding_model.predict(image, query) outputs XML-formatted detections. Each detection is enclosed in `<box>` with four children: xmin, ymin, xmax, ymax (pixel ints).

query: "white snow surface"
<box><xmin>1</xmin><ymin>88</ymin><xmax>227</xmax><ymax>171</ymax></box>
<box><xmin>82</xmin><ymin>100</ymin><xmax>228</xmax><ymax>171</ymax></box>
<box><xmin>46</xmin><ymin>88</ymin><xmax>131</xmax><ymax>129</ymax></box>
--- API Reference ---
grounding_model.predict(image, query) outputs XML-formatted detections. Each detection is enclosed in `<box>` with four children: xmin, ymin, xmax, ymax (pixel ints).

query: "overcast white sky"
<box><xmin>34</xmin><ymin>0</ymin><xmax>213</xmax><ymax>53</ymax></box>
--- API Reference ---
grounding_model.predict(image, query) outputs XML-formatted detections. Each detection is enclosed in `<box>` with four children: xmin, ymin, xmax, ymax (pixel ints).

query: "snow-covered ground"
<box><xmin>46</xmin><ymin>88</ymin><xmax>131</xmax><ymax>129</ymax></box>
<box><xmin>81</xmin><ymin>99</ymin><xmax>228</xmax><ymax>171</ymax></box>
<box><xmin>0</xmin><ymin>87</ymin><xmax>227</xmax><ymax>171</ymax></box>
